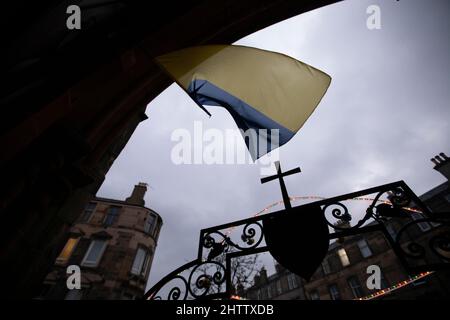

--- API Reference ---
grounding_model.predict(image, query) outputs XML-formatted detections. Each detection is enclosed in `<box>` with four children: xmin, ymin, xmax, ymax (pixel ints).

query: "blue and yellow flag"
<box><xmin>156</xmin><ymin>45</ymin><xmax>331</xmax><ymax>159</ymax></box>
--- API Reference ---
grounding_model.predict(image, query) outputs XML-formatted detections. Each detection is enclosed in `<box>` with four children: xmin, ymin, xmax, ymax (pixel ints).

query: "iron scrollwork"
<box><xmin>395</xmin><ymin>218</ymin><xmax>450</xmax><ymax>262</ymax></box>
<box><xmin>144</xmin><ymin>180</ymin><xmax>450</xmax><ymax>300</ymax></box>
<box><xmin>187</xmin><ymin>261</ymin><xmax>226</xmax><ymax>298</ymax></box>
<box><xmin>430</xmin><ymin>231</ymin><xmax>450</xmax><ymax>261</ymax></box>
<box><xmin>202</xmin><ymin>221</ymin><xmax>264</xmax><ymax>260</ymax></box>
<box><xmin>147</xmin><ymin>260</ymin><xmax>227</xmax><ymax>300</ymax></box>
<box><xmin>323</xmin><ymin>202</ymin><xmax>353</xmax><ymax>230</ymax></box>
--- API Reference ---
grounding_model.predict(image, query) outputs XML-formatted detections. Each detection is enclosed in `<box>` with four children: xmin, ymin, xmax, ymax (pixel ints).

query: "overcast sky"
<box><xmin>96</xmin><ymin>0</ymin><xmax>450</xmax><ymax>291</ymax></box>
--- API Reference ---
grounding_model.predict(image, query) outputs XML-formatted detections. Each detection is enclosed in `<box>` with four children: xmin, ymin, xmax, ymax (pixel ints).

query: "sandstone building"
<box><xmin>38</xmin><ymin>183</ymin><xmax>162</xmax><ymax>299</ymax></box>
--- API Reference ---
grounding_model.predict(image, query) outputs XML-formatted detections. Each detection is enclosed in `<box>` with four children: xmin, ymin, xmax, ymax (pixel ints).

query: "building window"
<box><xmin>104</xmin><ymin>206</ymin><xmax>121</xmax><ymax>227</ymax></box>
<box><xmin>56</xmin><ymin>238</ymin><xmax>79</xmax><ymax>264</ymax></box>
<box><xmin>380</xmin><ymin>271</ymin><xmax>389</xmax><ymax>289</ymax></box>
<box><xmin>154</xmin><ymin>223</ymin><xmax>162</xmax><ymax>239</ymax></box>
<box><xmin>80</xmin><ymin>202</ymin><xmax>96</xmax><ymax>223</ymax></box>
<box><xmin>430</xmin><ymin>221</ymin><xmax>441</xmax><ymax>227</ymax></box>
<box><xmin>337</xmin><ymin>248</ymin><xmax>350</xmax><ymax>267</ymax></box>
<box><xmin>309</xmin><ymin>290</ymin><xmax>320</xmax><ymax>300</ymax></box>
<box><xmin>347</xmin><ymin>276</ymin><xmax>364</xmax><ymax>298</ymax></box>
<box><xmin>144</xmin><ymin>213</ymin><xmax>157</xmax><ymax>235</ymax></box>
<box><xmin>65</xmin><ymin>289</ymin><xmax>83</xmax><ymax>300</ymax></box>
<box><xmin>131</xmin><ymin>247</ymin><xmax>150</xmax><ymax>277</ymax></box>
<box><xmin>81</xmin><ymin>239</ymin><xmax>107</xmax><ymax>267</ymax></box>
<box><xmin>357</xmin><ymin>239</ymin><xmax>372</xmax><ymax>258</ymax></box>
<box><xmin>411</xmin><ymin>212</ymin><xmax>431</xmax><ymax>232</ymax></box>
<box><xmin>386</xmin><ymin>224</ymin><xmax>397</xmax><ymax>239</ymax></box>
<box><xmin>260</xmin><ymin>288</ymin><xmax>266</xmax><ymax>299</ymax></box>
<box><xmin>260</xmin><ymin>287</ymin><xmax>267</xmax><ymax>299</ymax></box>
<box><xmin>287</xmin><ymin>273</ymin><xmax>298</xmax><ymax>290</ymax></box>
<box><xmin>276</xmin><ymin>280</ymin><xmax>282</xmax><ymax>295</ymax></box>
<box><xmin>271</xmin><ymin>283</ymin><xmax>277</xmax><ymax>297</ymax></box>
<box><xmin>412</xmin><ymin>278</ymin><xmax>427</xmax><ymax>287</ymax></box>
<box><xmin>328</xmin><ymin>284</ymin><xmax>341</xmax><ymax>300</ymax></box>
<box><xmin>322</xmin><ymin>258</ymin><xmax>331</xmax><ymax>275</ymax></box>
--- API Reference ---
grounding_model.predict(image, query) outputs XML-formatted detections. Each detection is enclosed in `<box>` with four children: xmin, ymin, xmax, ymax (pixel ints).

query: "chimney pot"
<box><xmin>432</xmin><ymin>152</ymin><xmax>450</xmax><ymax>181</ymax></box>
<box><xmin>435</xmin><ymin>155</ymin><xmax>444</xmax><ymax>163</ymax></box>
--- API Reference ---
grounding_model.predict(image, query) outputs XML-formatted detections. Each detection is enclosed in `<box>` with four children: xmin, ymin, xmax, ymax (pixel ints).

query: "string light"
<box><xmin>222</xmin><ymin>195</ymin><xmax>425</xmax><ymax>237</ymax></box>
<box><xmin>356</xmin><ymin>271</ymin><xmax>434</xmax><ymax>300</ymax></box>
<box><xmin>155</xmin><ymin>196</ymin><xmax>429</xmax><ymax>301</ymax></box>
<box><xmin>216</xmin><ymin>196</ymin><xmax>430</xmax><ymax>301</ymax></box>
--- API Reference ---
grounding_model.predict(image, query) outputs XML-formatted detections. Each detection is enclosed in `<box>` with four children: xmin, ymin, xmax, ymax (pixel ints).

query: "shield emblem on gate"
<box><xmin>263</xmin><ymin>204</ymin><xmax>329</xmax><ymax>281</ymax></box>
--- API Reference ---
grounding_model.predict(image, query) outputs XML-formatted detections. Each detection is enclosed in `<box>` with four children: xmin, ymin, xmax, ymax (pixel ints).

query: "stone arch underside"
<box><xmin>0</xmin><ymin>0</ymin><xmax>340</xmax><ymax>298</ymax></box>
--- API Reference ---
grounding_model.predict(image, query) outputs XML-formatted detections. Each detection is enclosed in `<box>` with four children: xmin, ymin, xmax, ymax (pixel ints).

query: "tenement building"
<box><xmin>246</xmin><ymin>153</ymin><xmax>450</xmax><ymax>300</ymax></box>
<box><xmin>37</xmin><ymin>183</ymin><xmax>162</xmax><ymax>300</ymax></box>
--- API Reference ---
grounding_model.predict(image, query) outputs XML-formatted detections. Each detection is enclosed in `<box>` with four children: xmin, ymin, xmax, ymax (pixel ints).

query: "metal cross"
<box><xmin>260</xmin><ymin>161</ymin><xmax>301</xmax><ymax>210</ymax></box>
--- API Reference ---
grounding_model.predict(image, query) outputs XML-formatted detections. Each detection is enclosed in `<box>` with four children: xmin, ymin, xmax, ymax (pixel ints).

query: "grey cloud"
<box><xmin>97</xmin><ymin>0</ymin><xmax>450</xmax><ymax>291</ymax></box>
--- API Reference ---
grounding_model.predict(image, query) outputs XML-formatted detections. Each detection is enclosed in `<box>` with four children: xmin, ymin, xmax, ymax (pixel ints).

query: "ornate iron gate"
<box><xmin>144</xmin><ymin>165</ymin><xmax>450</xmax><ymax>300</ymax></box>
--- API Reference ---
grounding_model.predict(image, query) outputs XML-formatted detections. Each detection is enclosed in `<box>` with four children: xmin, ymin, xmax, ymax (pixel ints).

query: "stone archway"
<box><xmin>0</xmin><ymin>0</ymin><xmax>340</xmax><ymax>298</ymax></box>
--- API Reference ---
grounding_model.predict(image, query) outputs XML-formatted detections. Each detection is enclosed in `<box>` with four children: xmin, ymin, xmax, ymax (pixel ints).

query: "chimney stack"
<box><xmin>253</xmin><ymin>274</ymin><xmax>261</xmax><ymax>286</ymax></box>
<box><xmin>334</xmin><ymin>219</ymin><xmax>351</xmax><ymax>229</ymax></box>
<box><xmin>126</xmin><ymin>182</ymin><xmax>148</xmax><ymax>206</ymax></box>
<box><xmin>259</xmin><ymin>267</ymin><xmax>268</xmax><ymax>283</ymax></box>
<box><xmin>431</xmin><ymin>152</ymin><xmax>450</xmax><ymax>181</ymax></box>
<box><xmin>275</xmin><ymin>263</ymin><xmax>285</xmax><ymax>274</ymax></box>
<box><xmin>334</xmin><ymin>219</ymin><xmax>351</xmax><ymax>243</ymax></box>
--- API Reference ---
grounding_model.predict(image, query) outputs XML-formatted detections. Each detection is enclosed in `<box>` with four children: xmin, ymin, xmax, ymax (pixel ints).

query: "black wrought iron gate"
<box><xmin>144</xmin><ymin>179</ymin><xmax>449</xmax><ymax>300</ymax></box>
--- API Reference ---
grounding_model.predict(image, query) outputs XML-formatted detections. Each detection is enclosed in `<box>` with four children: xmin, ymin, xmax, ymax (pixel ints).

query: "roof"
<box><xmin>418</xmin><ymin>181</ymin><xmax>449</xmax><ymax>202</ymax></box>
<box><xmin>93</xmin><ymin>196</ymin><xmax>163</xmax><ymax>223</ymax></box>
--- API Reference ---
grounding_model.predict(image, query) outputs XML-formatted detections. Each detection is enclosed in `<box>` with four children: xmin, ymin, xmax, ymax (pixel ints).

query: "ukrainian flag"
<box><xmin>156</xmin><ymin>45</ymin><xmax>331</xmax><ymax>159</ymax></box>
